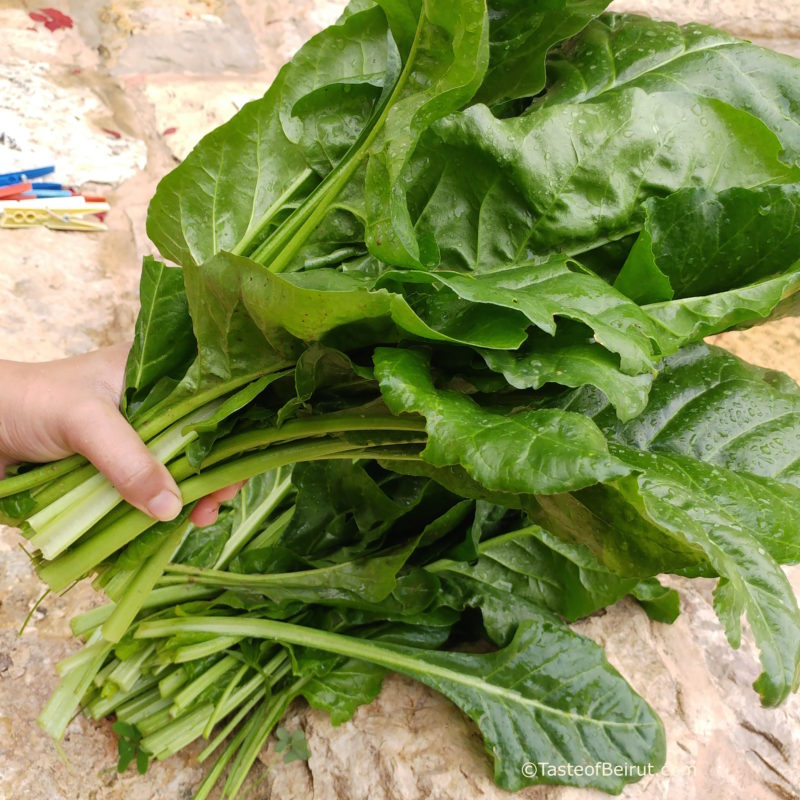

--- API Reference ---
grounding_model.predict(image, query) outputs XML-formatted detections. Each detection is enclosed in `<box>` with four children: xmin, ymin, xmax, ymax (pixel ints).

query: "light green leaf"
<box><xmin>644</xmin><ymin>269</ymin><xmax>800</xmax><ymax>346</ymax></box>
<box><xmin>147</xmin><ymin>3</ymin><xmax>393</xmax><ymax>266</ymax></box>
<box><xmin>184</xmin><ymin>252</ymin><xmax>533</xmax><ymax>367</ymax></box>
<box><xmin>480</xmin><ymin>333</ymin><xmax>654</xmax><ymax>422</ymax></box>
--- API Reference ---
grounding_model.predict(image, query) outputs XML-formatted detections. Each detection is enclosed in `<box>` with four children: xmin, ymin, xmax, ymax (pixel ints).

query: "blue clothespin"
<box><xmin>31</xmin><ymin>189</ymin><xmax>72</xmax><ymax>198</ymax></box>
<box><xmin>0</xmin><ymin>165</ymin><xmax>55</xmax><ymax>186</ymax></box>
<box><xmin>31</xmin><ymin>182</ymin><xmax>64</xmax><ymax>191</ymax></box>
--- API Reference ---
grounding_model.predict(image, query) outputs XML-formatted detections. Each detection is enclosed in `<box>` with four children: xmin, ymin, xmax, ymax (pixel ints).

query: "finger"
<box><xmin>190</xmin><ymin>497</ymin><xmax>221</xmax><ymax>527</ymax></box>
<box><xmin>208</xmin><ymin>482</ymin><xmax>247</xmax><ymax>504</ymax></box>
<box><xmin>189</xmin><ymin>482</ymin><xmax>246</xmax><ymax>528</ymax></box>
<box><xmin>0</xmin><ymin>456</ymin><xmax>15</xmax><ymax>482</ymax></box>
<box><xmin>64</xmin><ymin>401</ymin><xmax>183</xmax><ymax>521</ymax></box>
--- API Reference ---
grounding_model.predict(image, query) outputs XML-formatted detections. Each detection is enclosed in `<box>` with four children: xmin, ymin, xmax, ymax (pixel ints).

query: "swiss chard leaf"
<box><xmin>299</xmin><ymin>658</ymin><xmax>386</xmax><ymax>726</ymax></box>
<box><xmin>278</xmin><ymin>5</ymin><xmax>392</xmax><ymax>176</ymax></box>
<box><xmin>474</xmin><ymin>0</ymin><xmax>610</xmax><ymax>106</ymax></box>
<box><xmin>154</xmin><ymin>614</ymin><xmax>666</xmax><ymax>792</ymax></box>
<box><xmin>535</xmin><ymin>13</ymin><xmax>800</xmax><ymax>164</ymax></box>
<box><xmin>480</xmin><ymin>331</ymin><xmax>654</xmax><ymax>422</ymax></box>
<box><xmin>146</xmin><ymin>3</ymin><xmax>394</xmax><ymax>266</ymax></box>
<box><xmin>406</xmin><ymin>89</ymin><xmax>799</xmax><ymax>271</ymax></box>
<box><xmin>374</xmin><ymin>346</ymin><xmax>631</xmax><ymax>495</ymax></box>
<box><xmin>550</xmin><ymin>344</ymin><xmax>800</xmax><ymax>705</ymax></box>
<box><xmin>380</xmin><ymin>258</ymin><xmax>663</xmax><ymax>373</ymax></box>
<box><xmin>171</xmin><ymin>537</ymin><xmax>421</xmax><ymax>609</ymax></box>
<box><xmin>279</xmin><ymin>460</ymin><xmax>425</xmax><ymax>559</ymax></box>
<box><xmin>293</xmin><ymin>620</ymin><xmax>451</xmax><ymax>726</ymax></box>
<box><xmin>185</xmin><ymin>252</ymin><xmax>533</xmax><ymax>354</ymax></box>
<box><xmin>610</xmin><ymin>448</ymin><xmax>800</xmax><ymax>707</ymax></box>
<box><xmin>173</xmin><ymin>515</ymin><xmax>232</xmax><ymax>569</ymax></box>
<box><xmin>364</xmin><ymin>0</ymin><xmax>490</xmax><ymax>267</ymax></box>
<box><xmin>123</xmin><ymin>257</ymin><xmax>195</xmax><ymax>414</ymax></box>
<box><xmin>578</xmin><ymin>343</ymin><xmax>800</xmax><ymax>489</ymax></box>
<box><xmin>643</xmin><ymin>268</ymin><xmax>800</xmax><ymax>347</ymax></box>
<box><xmin>432</xmin><ymin>524</ymin><xmax>643</xmax><ymax>626</ymax></box>
<box><xmin>615</xmin><ymin>185</ymin><xmax>800</xmax><ymax>303</ymax></box>
<box><xmin>630</xmin><ymin>578</ymin><xmax>680</xmax><ymax>625</ymax></box>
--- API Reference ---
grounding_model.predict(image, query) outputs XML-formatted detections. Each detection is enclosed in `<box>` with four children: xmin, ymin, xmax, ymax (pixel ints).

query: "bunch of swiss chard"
<box><xmin>3</xmin><ymin>2</ymin><xmax>800</xmax><ymax>796</ymax></box>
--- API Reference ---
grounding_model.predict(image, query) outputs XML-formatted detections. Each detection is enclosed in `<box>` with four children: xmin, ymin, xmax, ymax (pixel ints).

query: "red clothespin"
<box><xmin>0</xmin><ymin>181</ymin><xmax>32</xmax><ymax>199</ymax></box>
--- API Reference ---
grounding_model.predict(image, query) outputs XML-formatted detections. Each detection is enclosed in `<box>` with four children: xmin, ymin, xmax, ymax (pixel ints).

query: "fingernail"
<box><xmin>147</xmin><ymin>490</ymin><xmax>183</xmax><ymax>521</ymax></box>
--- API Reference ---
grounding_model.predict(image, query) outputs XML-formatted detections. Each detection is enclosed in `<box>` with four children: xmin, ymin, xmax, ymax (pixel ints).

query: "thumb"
<box><xmin>65</xmin><ymin>401</ymin><xmax>183</xmax><ymax>521</ymax></box>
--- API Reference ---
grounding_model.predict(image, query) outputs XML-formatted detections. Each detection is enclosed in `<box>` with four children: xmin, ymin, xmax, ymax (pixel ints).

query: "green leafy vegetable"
<box><xmin>6</xmin><ymin>4</ymin><xmax>800</xmax><ymax>799</ymax></box>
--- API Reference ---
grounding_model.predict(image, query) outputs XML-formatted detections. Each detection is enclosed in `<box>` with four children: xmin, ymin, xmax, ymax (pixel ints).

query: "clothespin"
<box><xmin>29</xmin><ymin>189</ymin><xmax>73</xmax><ymax>198</ymax></box>
<box><xmin>0</xmin><ymin>181</ymin><xmax>32</xmax><ymax>199</ymax></box>
<box><xmin>0</xmin><ymin>197</ymin><xmax>110</xmax><ymax>231</ymax></box>
<box><xmin>0</xmin><ymin>166</ymin><xmax>55</xmax><ymax>186</ymax></box>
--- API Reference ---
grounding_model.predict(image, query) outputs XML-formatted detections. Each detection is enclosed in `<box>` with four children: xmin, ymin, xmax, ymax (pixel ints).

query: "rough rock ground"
<box><xmin>0</xmin><ymin>1</ymin><xmax>799</xmax><ymax>798</ymax></box>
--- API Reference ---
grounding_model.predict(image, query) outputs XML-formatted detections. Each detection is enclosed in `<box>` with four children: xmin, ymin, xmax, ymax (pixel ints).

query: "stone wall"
<box><xmin>1</xmin><ymin>2</ymin><xmax>798</xmax><ymax>799</ymax></box>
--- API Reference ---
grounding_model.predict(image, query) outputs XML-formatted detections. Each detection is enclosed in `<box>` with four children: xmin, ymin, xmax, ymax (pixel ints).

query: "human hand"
<box><xmin>0</xmin><ymin>344</ymin><xmax>240</xmax><ymax>526</ymax></box>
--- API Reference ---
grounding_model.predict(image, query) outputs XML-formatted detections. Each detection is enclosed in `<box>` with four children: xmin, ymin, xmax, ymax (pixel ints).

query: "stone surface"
<box><xmin>0</xmin><ymin>60</ymin><xmax>146</xmax><ymax>185</ymax></box>
<box><xmin>0</xmin><ymin>228</ymin><xmax>135</xmax><ymax>360</ymax></box>
<box><xmin>143</xmin><ymin>79</ymin><xmax>267</xmax><ymax>161</ymax></box>
<box><xmin>0</xmin><ymin>2</ymin><xmax>799</xmax><ymax>799</ymax></box>
<box><xmin>69</xmin><ymin>0</ymin><xmax>261</xmax><ymax>75</ymax></box>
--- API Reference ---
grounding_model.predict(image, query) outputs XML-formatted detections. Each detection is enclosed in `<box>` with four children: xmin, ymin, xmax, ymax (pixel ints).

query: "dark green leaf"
<box><xmin>167</xmin><ymin>537</ymin><xmax>420</xmax><ymax>609</ymax></box>
<box><xmin>117</xmin><ymin>738</ymin><xmax>136</xmax><ymax>773</ymax></box>
<box><xmin>408</xmin><ymin>89</ymin><xmax>799</xmax><ymax>270</ymax></box>
<box><xmin>374</xmin><ymin>347</ymin><xmax>630</xmax><ymax>494</ymax></box>
<box><xmin>583</xmin><ymin>343</ymin><xmax>800</xmax><ymax>489</ymax></box>
<box><xmin>124</xmin><ymin>257</ymin><xmax>195</xmax><ymax>412</ymax></box>
<box><xmin>112</xmin><ymin>720</ymin><xmax>141</xmax><ymax>742</ymax></box>
<box><xmin>294</xmin><ymin>344</ymin><xmax>374</xmax><ymax>402</ymax></box>
<box><xmin>552</xmin><ymin>345</ymin><xmax>800</xmax><ymax>703</ymax></box>
<box><xmin>173</xmin><ymin>515</ymin><xmax>233</xmax><ymax>569</ymax></box>
<box><xmin>474</xmin><ymin>0</ymin><xmax>610</xmax><ymax>106</ymax></box>
<box><xmin>364</xmin><ymin>0</ymin><xmax>490</xmax><ymax>267</ymax></box>
<box><xmin>615</xmin><ymin>185</ymin><xmax>800</xmax><ymax>303</ymax></box>
<box><xmin>136</xmin><ymin>747</ymin><xmax>150</xmax><ymax>775</ymax></box>
<box><xmin>159</xmin><ymin>614</ymin><xmax>665</xmax><ymax>792</ymax></box>
<box><xmin>434</xmin><ymin>525</ymin><xmax>642</xmax><ymax>627</ymax></box>
<box><xmin>536</xmin><ymin>13</ymin><xmax>800</xmax><ymax>163</ymax></box>
<box><xmin>280</xmin><ymin>460</ymin><xmax>421</xmax><ymax>558</ymax></box>
<box><xmin>630</xmin><ymin>578</ymin><xmax>680</xmax><ymax>624</ymax></box>
<box><xmin>609</xmin><ymin>447</ymin><xmax>800</xmax><ymax>707</ymax></box>
<box><xmin>294</xmin><ymin>618</ymin><xmax>452</xmax><ymax>725</ymax></box>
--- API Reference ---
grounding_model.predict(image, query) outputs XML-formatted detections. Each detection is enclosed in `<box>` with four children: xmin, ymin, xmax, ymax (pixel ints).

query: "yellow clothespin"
<box><xmin>0</xmin><ymin>198</ymin><xmax>110</xmax><ymax>231</ymax></box>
